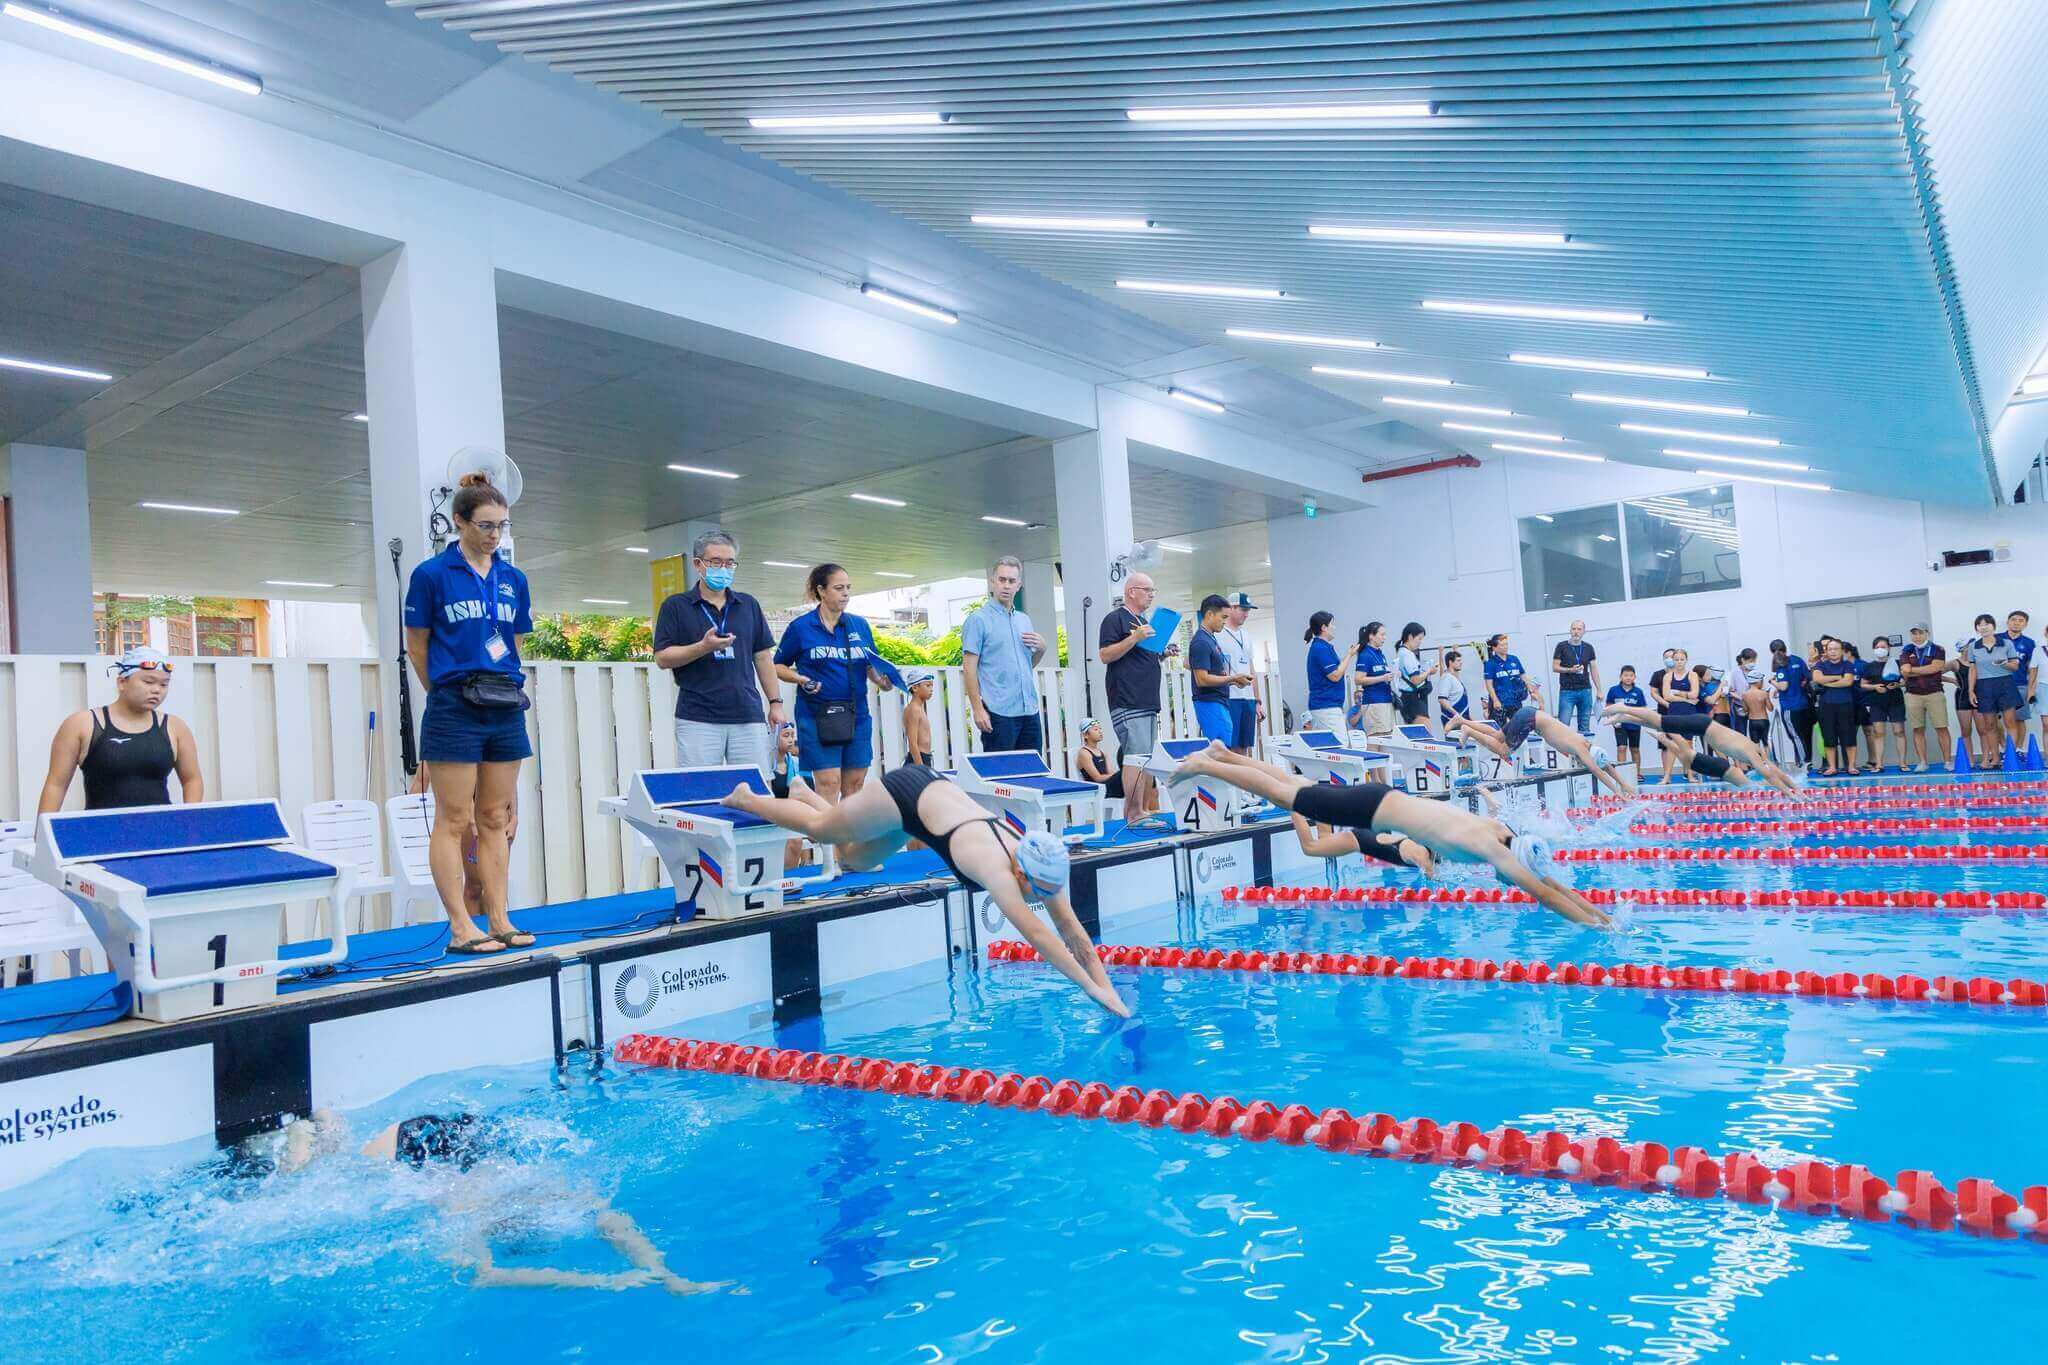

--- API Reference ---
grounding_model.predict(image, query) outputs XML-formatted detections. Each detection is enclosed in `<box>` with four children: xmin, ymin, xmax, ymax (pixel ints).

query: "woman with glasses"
<box><xmin>774</xmin><ymin>563</ymin><xmax>906</xmax><ymax>803</ymax></box>
<box><xmin>38</xmin><ymin>645</ymin><xmax>202</xmax><ymax>812</ymax></box>
<box><xmin>402</xmin><ymin>473</ymin><xmax>534</xmax><ymax>956</ymax></box>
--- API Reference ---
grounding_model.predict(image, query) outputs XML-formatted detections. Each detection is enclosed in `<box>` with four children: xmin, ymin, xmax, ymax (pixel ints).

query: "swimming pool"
<box><xmin>3</xmin><ymin>777</ymin><xmax>2044</xmax><ymax>1363</ymax></box>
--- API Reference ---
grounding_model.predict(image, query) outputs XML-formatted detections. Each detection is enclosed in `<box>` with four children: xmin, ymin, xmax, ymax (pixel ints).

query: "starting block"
<box><xmin>24</xmin><ymin>800</ymin><xmax>351</xmax><ymax>1022</ymax></box>
<box><xmin>953</xmin><ymin>750</ymin><xmax>1105</xmax><ymax>841</ymax></box>
<box><xmin>1379</xmin><ymin>724</ymin><xmax>1481</xmax><ymax>796</ymax></box>
<box><xmin>1145</xmin><ymin>738</ymin><xmax>1250</xmax><ymax>832</ymax></box>
<box><xmin>600</xmin><ymin>767</ymin><xmax>788</xmax><ymax>920</ymax></box>
<box><xmin>1268</xmin><ymin>730</ymin><xmax>1394</xmax><ymax>787</ymax></box>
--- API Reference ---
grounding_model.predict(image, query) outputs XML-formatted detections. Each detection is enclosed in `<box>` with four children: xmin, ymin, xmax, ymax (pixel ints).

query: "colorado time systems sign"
<box><xmin>598</xmin><ymin>935</ymin><xmax>773</xmax><ymax>1038</ymax></box>
<box><xmin>0</xmin><ymin>1045</ymin><xmax>216</xmax><ymax>1191</ymax></box>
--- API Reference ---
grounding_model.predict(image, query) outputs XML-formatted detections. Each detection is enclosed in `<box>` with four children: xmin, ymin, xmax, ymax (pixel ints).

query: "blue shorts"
<box><xmin>1976</xmin><ymin>677</ymin><xmax>2022</xmax><ymax>715</ymax></box>
<box><xmin>1194</xmin><ymin>699</ymin><xmax>1235</xmax><ymax>744</ymax></box>
<box><xmin>420</xmin><ymin>689</ymin><xmax>532</xmax><ymax>764</ymax></box>
<box><xmin>1228</xmin><ymin>698</ymin><xmax>1258</xmax><ymax>748</ymax></box>
<box><xmin>795</xmin><ymin>703</ymin><xmax>873</xmax><ymax>772</ymax></box>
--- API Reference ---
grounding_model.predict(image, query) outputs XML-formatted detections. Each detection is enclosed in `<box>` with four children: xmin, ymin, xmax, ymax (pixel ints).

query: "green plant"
<box><xmin>870</xmin><ymin>630</ymin><xmax>931</xmax><ymax>667</ymax></box>
<box><xmin>101</xmin><ymin>593</ymin><xmax>246</xmax><ymax>652</ymax></box>
<box><xmin>523</xmin><ymin>613</ymin><xmax>653</xmax><ymax>662</ymax></box>
<box><xmin>925</xmin><ymin>626</ymin><xmax>964</xmax><ymax>666</ymax></box>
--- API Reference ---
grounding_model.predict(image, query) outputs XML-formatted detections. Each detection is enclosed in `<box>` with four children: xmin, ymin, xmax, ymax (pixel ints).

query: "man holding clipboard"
<box><xmin>1097</xmin><ymin>572</ymin><xmax>1172</xmax><ymax>826</ymax></box>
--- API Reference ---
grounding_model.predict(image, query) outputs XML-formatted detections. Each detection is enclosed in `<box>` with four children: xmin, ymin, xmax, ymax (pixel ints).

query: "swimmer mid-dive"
<box><xmin>1454</xmin><ymin>703</ymin><xmax>1638</xmax><ymax>799</ymax></box>
<box><xmin>1292</xmin><ymin>810</ymin><xmax>1437</xmax><ymax>878</ymax></box>
<box><xmin>1601</xmin><ymin>703</ymin><xmax>1802</xmax><ymax>795</ymax></box>
<box><xmin>1173</xmin><ymin>743</ymin><xmax>1610</xmax><ymax>927</ymax></box>
<box><xmin>262</xmin><ymin>1111</ymin><xmax>736</xmax><ymax>1296</ymax></box>
<box><xmin>725</xmin><ymin>767</ymin><xmax>1130</xmax><ymax>1016</ymax></box>
<box><xmin>1644</xmin><ymin>730</ymin><xmax>1772</xmax><ymax>788</ymax></box>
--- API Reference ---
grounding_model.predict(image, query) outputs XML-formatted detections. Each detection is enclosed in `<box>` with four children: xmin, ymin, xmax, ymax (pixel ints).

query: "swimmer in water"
<box><xmin>264</xmin><ymin>1111</ymin><xmax>735</xmax><ymax>1296</ymax></box>
<box><xmin>1173</xmin><ymin>742</ymin><xmax>1609</xmax><ymax>927</ymax></box>
<box><xmin>1453</xmin><ymin>702</ymin><xmax>1638</xmax><ymax>799</ymax></box>
<box><xmin>724</xmin><ymin>767</ymin><xmax>1129</xmax><ymax>1016</ymax></box>
<box><xmin>1644</xmin><ymin>730</ymin><xmax>1769</xmax><ymax>790</ymax></box>
<box><xmin>1291</xmin><ymin>809</ymin><xmax>1437</xmax><ymax>877</ymax></box>
<box><xmin>1600</xmin><ymin>702</ymin><xmax>1803</xmax><ymax>795</ymax></box>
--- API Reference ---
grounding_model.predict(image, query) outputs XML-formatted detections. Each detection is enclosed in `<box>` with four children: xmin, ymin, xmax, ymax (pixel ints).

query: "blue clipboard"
<box><xmin>1137</xmin><ymin>607</ymin><xmax>1180</xmax><ymax>654</ymax></box>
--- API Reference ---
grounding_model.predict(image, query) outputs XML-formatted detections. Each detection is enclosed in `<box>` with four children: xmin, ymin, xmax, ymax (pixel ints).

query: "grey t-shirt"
<box><xmin>1968</xmin><ymin>638</ymin><xmax>2021</xmax><ymax>680</ymax></box>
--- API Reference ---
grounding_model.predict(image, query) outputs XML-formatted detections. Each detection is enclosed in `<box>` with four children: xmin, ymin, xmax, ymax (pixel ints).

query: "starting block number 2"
<box><xmin>680</xmin><ymin>855</ymin><xmax>771</xmax><ymax>912</ymax></box>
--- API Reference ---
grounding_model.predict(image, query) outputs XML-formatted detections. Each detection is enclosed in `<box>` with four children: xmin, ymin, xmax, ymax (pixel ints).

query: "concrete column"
<box><xmin>645</xmin><ymin>518</ymin><xmax>722</xmax><ymax>589</ymax></box>
<box><xmin>360</xmin><ymin>238</ymin><xmax>506</xmax><ymax>780</ymax></box>
<box><xmin>1052</xmin><ymin>413</ymin><xmax>1135</xmax><ymax>731</ymax></box>
<box><xmin>3</xmin><ymin>444</ymin><xmax>94</xmax><ymax>654</ymax></box>
<box><xmin>1020</xmin><ymin>560</ymin><xmax>1058</xmax><ymax>629</ymax></box>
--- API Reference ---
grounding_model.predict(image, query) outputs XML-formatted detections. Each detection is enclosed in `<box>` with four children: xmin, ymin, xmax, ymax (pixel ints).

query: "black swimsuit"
<box><xmin>1291</xmin><ymin>780</ymin><xmax>1394</xmax><ymax>834</ymax></box>
<box><xmin>80</xmin><ymin>707</ymin><xmax>175</xmax><ymax>809</ymax></box>
<box><xmin>1690</xmin><ymin>751</ymin><xmax>1733</xmax><ymax>781</ymax></box>
<box><xmin>1664</xmin><ymin>711</ymin><xmax>1714</xmax><ymax>740</ymax></box>
<box><xmin>881</xmin><ymin>764</ymin><xmax>1020</xmax><ymax>892</ymax></box>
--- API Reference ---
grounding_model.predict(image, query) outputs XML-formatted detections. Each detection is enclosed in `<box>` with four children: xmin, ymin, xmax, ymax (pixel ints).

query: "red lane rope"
<box><xmin>1630</xmin><ymin>816</ymin><xmax>2048</xmax><ymax>838</ymax></box>
<box><xmin>1575</xmin><ymin>794</ymin><xmax>2048</xmax><ymax>819</ymax></box>
<box><xmin>612</xmin><ymin>1033</ymin><xmax>2048</xmax><ymax>1240</ymax></box>
<box><xmin>1221</xmin><ymin>883</ymin><xmax>2048</xmax><ymax>913</ymax></box>
<box><xmin>1581</xmin><ymin>780</ymin><xmax>2048</xmax><ymax>813</ymax></box>
<box><xmin>1555</xmin><ymin>843</ymin><xmax>2047</xmax><ymax>864</ymax></box>
<box><xmin>989</xmin><ymin>940</ymin><xmax>2048</xmax><ymax>1010</ymax></box>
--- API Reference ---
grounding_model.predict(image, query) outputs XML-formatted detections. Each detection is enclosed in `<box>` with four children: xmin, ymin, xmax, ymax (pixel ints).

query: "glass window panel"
<box><xmin>1625</xmin><ymin>485</ymin><xmax>1741</xmax><ymax>599</ymax></box>
<box><xmin>1518</xmin><ymin>504</ymin><xmax>1625</xmax><ymax>612</ymax></box>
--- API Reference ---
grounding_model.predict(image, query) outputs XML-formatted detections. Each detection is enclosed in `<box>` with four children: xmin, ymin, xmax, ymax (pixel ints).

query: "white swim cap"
<box><xmin>1511</xmin><ymin>832</ymin><xmax>1570</xmax><ymax>886</ymax></box>
<box><xmin>1015</xmin><ymin>830</ymin><xmax>1070</xmax><ymax>897</ymax></box>
<box><xmin>1588</xmin><ymin>744</ymin><xmax>1613</xmax><ymax>770</ymax></box>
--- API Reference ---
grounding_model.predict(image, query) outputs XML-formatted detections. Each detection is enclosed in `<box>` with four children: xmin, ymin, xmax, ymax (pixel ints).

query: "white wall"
<box><xmin>1268</xmin><ymin>454</ymin><xmax>2048</xmax><ymax>718</ymax></box>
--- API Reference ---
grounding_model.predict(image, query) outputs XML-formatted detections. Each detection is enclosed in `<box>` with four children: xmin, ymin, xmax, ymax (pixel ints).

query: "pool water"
<box><xmin>3</xmin><ymin>780</ymin><xmax>2046</xmax><ymax>1363</ymax></box>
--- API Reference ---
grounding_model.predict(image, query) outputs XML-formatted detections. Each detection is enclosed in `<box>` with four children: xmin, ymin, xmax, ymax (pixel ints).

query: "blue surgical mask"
<box><xmin>702</xmin><ymin>566</ymin><xmax>735</xmax><ymax>591</ymax></box>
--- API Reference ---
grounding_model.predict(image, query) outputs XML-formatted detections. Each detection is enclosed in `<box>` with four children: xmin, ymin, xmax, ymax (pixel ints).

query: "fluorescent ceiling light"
<box><xmin>861</xmin><ymin>284</ymin><xmax>957</xmax><ymax>324</ymax></box>
<box><xmin>0</xmin><ymin>353</ymin><xmax>114</xmax><ymax>382</ymax></box>
<box><xmin>583</xmin><ymin>598</ymin><xmax>629</xmax><ymax>606</ymax></box>
<box><xmin>1383</xmin><ymin>396</ymin><xmax>1514</xmax><ymax>417</ymax></box>
<box><xmin>1447</xmin><ymin>423</ymin><xmax>1562</xmax><ymax>441</ymax></box>
<box><xmin>1532</xmin><ymin>514</ymin><xmax>1555</xmax><ymax>523</ymax></box>
<box><xmin>1572</xmin><ymin>392</ymin><xmax>1748</xmax><ymax>417</ymax></box>
<box><xmin>971</xmin><ymin>213</ymin><xmax>1153</xmax><ymax>231</ymax></box>
<box><xmin>1120</xmin><ymin>280</ymin><xmax>1285</xmax><ymax>299</ymax></box>
<box><xmin>1620</xmin><ymin>423</ymin><xmax>1779</xmax><ymax>447</ymax></box>
<box><xmin>1228</xmin><ymin>327</ymin><xmax>1377</xmax><ymax>350</ymax></box>
<box><xmin>347</xmin><ymin>412</ymin><xmax>369</xmax><ymax>423</ymax></box>
<box><xmin>1309</xmin><ymin>225</ymin><xmax>1568</xmax><ymax>247</ymax></box>
<box><xmin>749</xmin><ymin>112</ymin><xmax>944</xmax><ymax>129</ymax></box>
<box><xmin>1158</xmin><ymin>542</ymin><xmax>1195</xmax><ymax>554</ymax></box>
<box><xmin>264</xmin><ymin>580</ymin><xmax>333</xmax><ymax>588</ymax></box>
<box><xmin>1596</xmin><ymin>534</ymin><xmax>1617</xmax><ymax>542</ymax></box>
<box><xmin>1313</xmin><ymin>365</ymin><xmax>1452</xmax><ymax>387</ymax></box>
<box><xmin>1168</xmin><ymin>388</ymin><xmax>1225</xmax><ymax>414</ymax></box>
<box><xmin>1424</xmin><ymin>300</ymin><xmax>1646</xmax><ymax>324</ymax></box>
<box><xmin>1662</xmin><ymin>448</ymin><xmax>1811</xmax><ymax>471</ymax></box>
<box><xmin>762</xmin><ymin>560</ymin><xmax>807</xmax><ymax>569</ymax></box>
<box><xmin>624</xmin><ymin>546</ymin><xmax>650</xmax><ymax>554</ymax></box>
<box><xmin>1512</xmin><ymin>353</ymin><xmax>1709</xmax><ymax>379</ymax></box>
<box><xmin>849</xmin><ymin>492</ymin><xmax>907</xmax><ymax>507</ymax></box>
<box><xmin>1494</xmin><ymin>445</ymin><xmax>1605</xmax><ymax>463</ymax></box>
<box><xmin>667</xmin><ymin>462</ymin><xmax>740</xmax><ymax>479</ymax></box>
<box><xmin>1694</xmin><ymin>470</ymin><xmax>1831</xmax><ymax>492</ymax></box>
<box><xmin>2022</xmin><ymin>373</ymin><xmax>2048</xmax><ymax>396</ymax></box>
<box><xmin>138</xmin><ymin>501</ymin><xmax>238</xmax><ymax>515</ymax></box>
<box><xmin>874</xmin><ymin>571</ymin><xmax>914</xmax><ymax>579</ymax></box>
<box><xmin>981</xmin><ymin>514</ymin><xmax>1029</xmax><ymax>527</ymax></box>
<box><xmin>1128</xmin><ymin>102</ymin><xmax>1432</xmax><ymax>122</ymax></box>
<box><xmin>3</xmin><ymin>3</ymin><xmax>261</xmax><ymax>94</ymax></box>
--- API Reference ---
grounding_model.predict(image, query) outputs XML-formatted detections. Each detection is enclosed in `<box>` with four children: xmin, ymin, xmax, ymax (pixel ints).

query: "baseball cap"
<box><xmin>1015</xmin><ymin>830</ymin><xmax>1070</xmax><ymax>897</ymax></box>
<box><xmin>1230</xmin><ymin>592</ymin><xmax>1257</xmax><ymax>610</ymax></box>
<box><xmin>1908</xmin><ymin>623</ymin><xmax>1930</xmax><ymax>634</ymax></box>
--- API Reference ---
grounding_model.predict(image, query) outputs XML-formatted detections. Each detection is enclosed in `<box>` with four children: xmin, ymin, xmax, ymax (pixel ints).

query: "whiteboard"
<box><xmin>1541</xmin><ymin>616</ymin><xmax>1731</xmax><ymax>696</ymax></box>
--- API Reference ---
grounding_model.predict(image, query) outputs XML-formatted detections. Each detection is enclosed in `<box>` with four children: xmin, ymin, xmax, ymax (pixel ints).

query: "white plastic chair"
<box><xmin>300</xmin><ymin>800</ymin><xmax>393</xmax><ymax>933</ymax></box>
<box><xmin>384</xmin><ymin>793</ymin><xmax>444</xmax><ymax>928</ymax></box>
<box><xmin>0</xmin><ymin>822</ymin><xmax>103</xmax><ymax>987</ymax></box>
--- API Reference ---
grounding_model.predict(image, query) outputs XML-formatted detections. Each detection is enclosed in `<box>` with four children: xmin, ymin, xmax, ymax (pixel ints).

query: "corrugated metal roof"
<box><xmin>403</xmin><ymin>0</ymin><xmax>1995</xmax><ymax>500</ymax></box>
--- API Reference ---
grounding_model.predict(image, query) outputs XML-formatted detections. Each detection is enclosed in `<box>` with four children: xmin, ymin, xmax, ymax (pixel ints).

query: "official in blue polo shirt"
<box><xmin>1188</xmin><ymin>594</ymin><xmax>1242</xmax><ymax>744</ymax></box>
<box><xmin>653</xmin><ymin>528</ymin><xmax>783</xmax><ymax>777</ymax></box>
<box><xmin>401</xmin><ymin>474</ymin><xmax>533</xmax><ymax>956</ymax></box>
<box><xmin>1482</xmin><ymin>633</ymin><xmax>1537</xmax><ymax>719</ymax></box>
<box><xmin>774</xmin><ymin>562</ymin><xmax>908</xmax><ymax>801</ymax></box>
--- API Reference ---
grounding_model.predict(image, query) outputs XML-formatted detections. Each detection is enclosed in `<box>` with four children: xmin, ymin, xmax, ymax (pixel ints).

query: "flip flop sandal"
<box><xmin>446</xmin><ymin>936</ymin><xmax>505</xmax><ymax>956</ymax></box>
<box><xmin>492</xmin><ymin>931</ymin><xmax>538</xmax><ymax>948</ymax></box>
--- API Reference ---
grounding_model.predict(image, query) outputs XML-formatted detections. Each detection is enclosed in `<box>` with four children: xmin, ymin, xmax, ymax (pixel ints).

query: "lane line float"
<box><xmin>1580</xmin><ymin>780</ymin><xmax>2048</xmax><ymax>813</ymax></box>
<box><xmin>988</xmin><ymin>940</ymin><xmax>2048</xmax><ymax>1009</ymax></box>
<box><xmin>1555</xmin><ymin>844</ymin><xmax>2047</xmax><ymax>864</ymax></box>
<box><xmin>612</xmin><ymin>1034</ymin><xmax>2048</xmax><ymax>1240</ymax></box>
<box><xmin>1223</xmin><ymin>883</ymin><xmax>2047</xmax><ymax>913</ymax></box>
<box><xmin>1628</xmin><ymin>816</ymin><xmax>2048</xmax><ymax>838</ymax></box>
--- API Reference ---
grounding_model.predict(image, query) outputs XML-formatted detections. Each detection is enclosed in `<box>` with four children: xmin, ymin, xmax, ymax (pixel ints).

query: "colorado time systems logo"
<box><xmin>0</xmin><ymin>1094</ymin><xmax>119</xmax><ymax>1145</ymax></box>
<box><xmin>1194</xmin><ymin>848</ymin><xmax>1241</xmax><ymax>884</ymax></box>
<box><xmin>612</xmin><ymin>958</ymin><xmax>732</xmax><ymax>1020</ymax></box>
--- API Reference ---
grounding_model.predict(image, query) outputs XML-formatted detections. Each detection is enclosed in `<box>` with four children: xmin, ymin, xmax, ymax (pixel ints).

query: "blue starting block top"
<box><xmin>1295</xmin><ymin>732</ymin><xmax>1388</xmax><ymax>762</ymax></box>
<box><xmin>994</xmin><ymin>774</ymin><xmax>1097</xmax><ymax>795</ymax></box>
<box><xmin>1398</xmin><ymin>725</ymin><xmax>1449</xmax><ymax>744</ymax></box>
<box><xmin>45</xmin><ymin>801</ymin><xmax>292</xmax><ymax>862</ymax></box>
<box><xmin>1158</xmin><ymin>738</ymin><xmax>1210</xmax><ymax>761</ymax></box>
<box><xmin>965</xmin><ymin>751</ymin><xmax>1052</xmax><ymax>779</ymax></box>
<box><xmin>637</xmin><ymin>768</ymin><xmax>774</xmax><ymax>829</ymax></box>
<box><xmin>109</xmin><ymin>846</ymin><xmax>335</xmax><ymax>897</ymax></box>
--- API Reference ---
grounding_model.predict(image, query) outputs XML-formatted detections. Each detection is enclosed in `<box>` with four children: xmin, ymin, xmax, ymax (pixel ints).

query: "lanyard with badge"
<box><xmin>466</xmin><ymin>556</ymin><xmax>513</xmax><ymax>666</ymax></box>
<box><xmin>699</xmin><ymin>596</ymin><xmax>736</xmax><ymax>660</ymax></box>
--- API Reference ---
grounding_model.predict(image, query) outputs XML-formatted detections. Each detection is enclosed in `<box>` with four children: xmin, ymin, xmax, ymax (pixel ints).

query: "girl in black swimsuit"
<box><xmin>724</xmin><ymin>766</ymin><xmax>1130</xmax><ymax>1016</ymax></box>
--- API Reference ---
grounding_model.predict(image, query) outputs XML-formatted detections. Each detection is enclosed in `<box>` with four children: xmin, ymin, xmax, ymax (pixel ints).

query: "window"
<box><xmin>1518</xmin><ymin>504</ymin><xmax>1626</xmax><ymax>612</ymax></box>
<box><xmin>197</xmin><ymin>615</ymin><xmax>257</xmax><ymax>657</ymax></box>
<box><xmin>1625</xmin><ymin>486</ymin><xmax>1741</xmax><ymax>599</ymax></box>
<box><xmin>93</xmin><ymin>610</ymin><xmax>147</xmax><ymax>656</ymax></box>
<box><xmin>166</xmin><ymin>616</ymin><xmax>194</xmax><ymax>654</ymax></box>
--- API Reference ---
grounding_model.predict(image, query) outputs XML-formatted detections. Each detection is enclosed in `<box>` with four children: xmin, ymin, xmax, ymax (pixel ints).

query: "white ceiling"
<box><xmin>410</xmin><ymin>0</ymin><xmax>2005</xmax><ymax>502</ymax></box>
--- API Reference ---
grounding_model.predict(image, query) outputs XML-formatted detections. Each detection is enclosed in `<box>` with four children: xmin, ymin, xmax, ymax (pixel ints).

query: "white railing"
<box><xmin>0</xmin><ymin>655</ymin><xmax>1286</xmax><ymax>928</ymax></box>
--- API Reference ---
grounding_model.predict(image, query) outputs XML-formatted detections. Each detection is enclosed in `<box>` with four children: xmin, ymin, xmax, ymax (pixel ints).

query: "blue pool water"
<box><xmin>3</xmin><ymin>780</ymin><xmax>2045</xmax><ymax>1362</ymax></box>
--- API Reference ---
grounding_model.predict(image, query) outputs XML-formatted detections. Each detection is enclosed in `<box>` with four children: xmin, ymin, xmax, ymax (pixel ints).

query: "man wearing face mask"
<box><xmin>1648</xmin><ymin>648</ymin><xmax>1678</xmax><ymax>721</ymax></box>
<box><xmin>653</xmin><ymin>528</ymin><xmax>784</xmax><ymax>776</ymax></box>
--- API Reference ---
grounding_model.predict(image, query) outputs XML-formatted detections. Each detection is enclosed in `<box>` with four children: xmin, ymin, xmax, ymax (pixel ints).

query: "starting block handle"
<box><xmin>125</xmin><ymin>864</ymin><xmax>356</xmax><ymax>996</ymax></box>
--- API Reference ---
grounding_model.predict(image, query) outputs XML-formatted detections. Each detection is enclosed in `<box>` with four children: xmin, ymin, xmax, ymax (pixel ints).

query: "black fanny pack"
<box><xmin>458</xmin><ymin>672</ymin><xmax>530</xmax><ymax>711</ymax></box>
<box><xmin>810</xmin><ymin>698</ymin><xmax>857</xmax><ymax>744</ymax></box>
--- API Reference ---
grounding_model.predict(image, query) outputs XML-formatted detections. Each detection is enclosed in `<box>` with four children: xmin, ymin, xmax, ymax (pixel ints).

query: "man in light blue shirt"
<box><xmin>962</xmin><ymin>555</ymin><xmax>1048</xmax><ymax>755</ymax></box>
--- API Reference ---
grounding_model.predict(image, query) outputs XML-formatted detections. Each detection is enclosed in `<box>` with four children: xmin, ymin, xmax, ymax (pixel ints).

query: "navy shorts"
<box><xmin>795</xmin><ymin>703</ymin><xmax>873</xmax><ymax>772</ymax></box>
<box><xmin>421</xmin><ymin>689</ymin><xmax>532</xmax><ymax>764</ymax></box>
